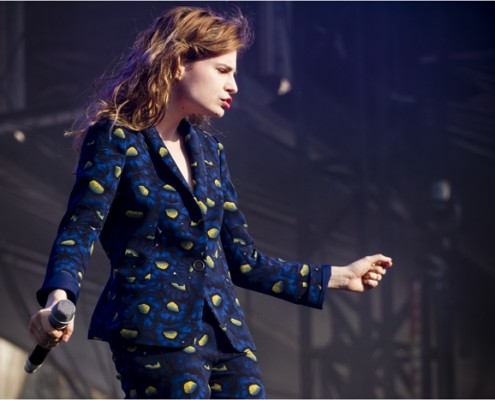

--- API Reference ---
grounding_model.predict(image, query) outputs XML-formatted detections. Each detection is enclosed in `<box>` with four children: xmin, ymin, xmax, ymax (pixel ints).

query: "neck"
<box><xmin>155</xmin><ymin>113</ymin><xmax>184</xmax><ymax>142</ymax></box>
<box><xmin>156</xmin><ymin>90</ymin><xmax>190</xmax><ymax>140</ymax></box>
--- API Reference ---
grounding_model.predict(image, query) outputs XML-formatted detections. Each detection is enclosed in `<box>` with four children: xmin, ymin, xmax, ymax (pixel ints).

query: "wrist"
<box><xmin>46</xmin><ymin>289</ymin><xmax>68</xmax><ymax>308</ymax></box>
<box><xmin>328</xmin><ymin>266</ymin><xmax>350</xmax><ymax>290</ymax></box>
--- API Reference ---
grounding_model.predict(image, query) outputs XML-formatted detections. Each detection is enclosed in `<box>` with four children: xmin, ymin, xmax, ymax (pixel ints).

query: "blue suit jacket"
<box><xmin>38</xmin><ymin>119</ymin><xmax>331</xmax><ymax>352</ymax></box>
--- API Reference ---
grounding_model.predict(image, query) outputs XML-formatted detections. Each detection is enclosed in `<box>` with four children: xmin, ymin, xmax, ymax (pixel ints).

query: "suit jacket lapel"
<box><xmin>142</xmin><ymin>121</ymin><xmax>208</xmax><ymax>223</ymax></box>
<box><xmin>181</xmin><ymin>121</ymin><xmax>207</xmax><ymax>211</ymax></box>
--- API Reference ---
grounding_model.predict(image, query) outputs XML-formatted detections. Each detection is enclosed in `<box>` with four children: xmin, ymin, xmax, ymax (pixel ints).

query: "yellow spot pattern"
<box><xmin>223</xmin><ymin>201</ymin><xmax>238</xmax><ymax>212</ymax></box>
<box><xmin>155</xmin><ymin>260</ymin><xmax>169</xmax><ymax>270</ymax></box>
<box><xmin>244</xmin><ymin>348</ymin><xmax>257</xmax><ymax>362</ymax></box>
<box><xmin>205</xmin><ymin>256</ymin><xmax>215</xmax><ymax>268</ymax></box>
<box><xmin>214</xmin><ymin>179</ymin><xmax>222</xmax><ymax>188</ymax></box>
<box><xmin>300</xmin><ymin>264</ymin><xmax>310</xmax><ymax>277</ymax></box>
<box><xmin>125</xmin><ymin>248</ymin><xmax>139</xmax><ymax>257</ymax></box>
<box><xmin>145</xmin><ymin>362</ymin><xmax>161</xmax><ymax>369</ymax></box>
<box><xmin>138</xmin><ymin>185</ymin><xmax>149</xmax><ymax>196</ymax></box>
<box><xmin>272</xmin><ymin>281</ymin><xmax>284</xmax><ymax>294</ymax></box>
<box><xmin>163</xmin><ymin>184</ymin><xmax>175</xmax><ymax>191</ymax></box>
<box><xmin>89</xmin><ymin>180</ymin><xmax>104</xmax><ymax>194</ymax></box>
<box><xmin>207</xmin><ymin>228</ymin><xmax>219</xmax><ymax>239</ymax></box>
<box><xmin>125</xmin><ymin>210</ymin><xmax>144</xmax><ymax>218</ymax></box>
<box><xmin>115</xmin><ymin>165</ymin><xmax>122</xmax><ymax>178</ymax></box>
<box><xmin>180</xmin><ymin>241</ymin><xmax>194</xmax><ymax>250</ymax></box>
<box><xmin>210</xmin><ymin>383</ymin><xmax>222</xmax><ymax>392</ymax></box>
<box><xmin>167</xmin><ymin>302</ymin><xmax>179</xmax><ymax>313</ymax></box>
<box><xmin>171</xmin><ymin>282</ymin><xmax>186</xmax><ymax>291</ymax></box>
<box><xmin>120</xmin><ymin>329</ymin><xmax>138</xmax><ymax>339</ymax></box>
<box><xmin>163</xmin><ymin>331</ymin><xmax>178</xmax><ymax>339</ymax></box>
<box><xmin>159</xmin><ymin>147</ymin><xmax>168</xmax><ymax>157</ymax></box>
<box><xmin>61</xmin><ymin>239</ymin><xmax>75</xmax><ymax>246</ymax></box>
<box><xmin>230</xmin><ymin>318</ymin><xmax>242</xmax><ymax>327</ymax></box>
<box><xmin>206</xmin><ymin>198</ymin><xmax>215</xmax><ymax>207</ymax></box>
<box><xmin>145</xmin><ymin>386</ymin><xmax>157</xmax><ymax>396</ymax></box>
<box><xmin>113</xmin><ymin>128</ymin><xmax>125</xmax><ymax>139</ymax></box>
<box><xmin>138</xmin><ymin>304</ymin><xmax>150</xmax><ymax>314</ymax></box>
<box><xmin>240</xmin><ymin>264</ymin><xmax>252</xmax><ymax>274</ymax></box>
<box><xmin>196</xmin><ymin>200</ymin><xmax>207</xmax><ymax>215</ymax></box>
<box><xmin>166</xmin><ymin>209</ymin><xmax>178</xmax><ymax>218</ymax></box>
<box><xmin>212</xmin><ymin>294</ymin><xmax>222</xmax><ymax>307</ymax></box>
<box><xmin>249</xmin><ymin>384</ymin><xmax>261</xmax><ymax>395</ymax></box>
<box><xmin>183</xmin><ymin>346</ymin><xmax>196</xmax><ymax>353</ymax></box>
<box><xmin>126</xmin><ymin>147</ymin><xmax>138</xmax><ymax>156</ymax></box>
<box><xmin>198</xmin><ymin>334</ymin><xmax>208</xmax><ymax>346</ymax></box>
<box><xmin>184</xmin><ymin>381</ymin><xmax>197</xmax><ymax>394</ymax></box>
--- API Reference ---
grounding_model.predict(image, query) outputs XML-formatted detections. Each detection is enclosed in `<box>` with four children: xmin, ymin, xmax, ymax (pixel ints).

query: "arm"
<box><xmin>216</xmin><ymin>139</ymin><xmax>330</xmax><ymax>308</ymax></box>
<box><xmin>30</xmin><ymin>121</ymin><xmax>127</xmax><ymax>346</ymax></box>
<box><xmin>36</xmin><ymin>121</ymin><xmax>127</xmax><ymax>306</ymax></box>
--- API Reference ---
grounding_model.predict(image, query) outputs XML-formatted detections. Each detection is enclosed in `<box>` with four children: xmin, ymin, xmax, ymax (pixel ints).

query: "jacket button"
<box><xmin>192</xmin><ymin>260</ymin><xmax>205</xmax><ymax>271</ymax></box>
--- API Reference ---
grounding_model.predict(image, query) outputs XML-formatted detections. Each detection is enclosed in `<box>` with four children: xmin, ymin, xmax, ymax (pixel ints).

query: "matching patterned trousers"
<box><xmin>110</xmin><ymin>302</ymin><xmax>266</xmax><ymax>399</ymax></box>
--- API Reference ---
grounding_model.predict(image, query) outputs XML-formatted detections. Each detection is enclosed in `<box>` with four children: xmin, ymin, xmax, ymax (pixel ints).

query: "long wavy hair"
<box><xmin>68</xmin><ymin>6</ymin><xmax>253</xmax><ymax>152</ymax></box>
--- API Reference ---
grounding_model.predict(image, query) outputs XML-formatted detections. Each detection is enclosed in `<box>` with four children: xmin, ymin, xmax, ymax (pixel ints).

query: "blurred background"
<box><xmin>1</xmin><ymin>1</ymin><xmax>494</xmax><ymax>398</ymax></box>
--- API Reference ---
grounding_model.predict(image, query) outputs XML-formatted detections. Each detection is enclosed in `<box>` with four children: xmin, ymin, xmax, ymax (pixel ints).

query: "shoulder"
<box><xmin>81</xmin><ymin>119</ymin><xmax>131</xmax><ymax>154</ymax></box>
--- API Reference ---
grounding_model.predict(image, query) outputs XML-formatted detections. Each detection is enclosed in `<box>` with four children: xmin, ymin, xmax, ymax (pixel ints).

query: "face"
<box><xmin>173</xmin><ymin>51</ymin><xmax>238</xmax><ymax>118</ymax></box>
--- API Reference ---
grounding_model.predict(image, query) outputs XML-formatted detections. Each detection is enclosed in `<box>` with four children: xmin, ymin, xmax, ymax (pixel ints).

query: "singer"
<box><xmin>28</xmin><ymin>6</ymin><xmax>393</xmax><ymax>399</ymax></box>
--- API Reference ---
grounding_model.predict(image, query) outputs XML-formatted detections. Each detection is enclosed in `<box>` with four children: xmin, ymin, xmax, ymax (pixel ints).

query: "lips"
<box><xmin>221</xmin><ymin>98</ymin><xmax>232</xmax><ymax>110</ymax></box>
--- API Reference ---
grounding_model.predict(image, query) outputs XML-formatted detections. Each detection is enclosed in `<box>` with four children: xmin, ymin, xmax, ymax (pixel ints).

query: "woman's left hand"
<box><xmin>328</xmin><ymin>254</ymin><xmax>393</xmax><ymax>292</ymax></box>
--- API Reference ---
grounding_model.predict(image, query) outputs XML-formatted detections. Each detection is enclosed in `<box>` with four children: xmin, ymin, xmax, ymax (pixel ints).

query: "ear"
<box><xmin>175</xmin><ymin>63</ymin><xmax>186</xmax><ymax>81</ymax></box>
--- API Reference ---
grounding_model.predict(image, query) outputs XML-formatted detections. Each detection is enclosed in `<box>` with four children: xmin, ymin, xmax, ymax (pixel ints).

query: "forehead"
<box><xmin>195</xmin><ymin>51</ymin><xmax>238</xmax><ymax>69</ymax></box>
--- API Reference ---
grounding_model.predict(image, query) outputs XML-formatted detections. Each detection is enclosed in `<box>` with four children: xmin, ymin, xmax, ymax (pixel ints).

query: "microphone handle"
<box><xmin>24</xmin><ymin>345</ymin><xmax>51</xmax><ymax>373</ymax></box>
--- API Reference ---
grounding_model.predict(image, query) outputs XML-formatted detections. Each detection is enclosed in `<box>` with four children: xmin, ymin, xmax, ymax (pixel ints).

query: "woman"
<box><xmin>28</xmin><ymin>6</ymin><xmax>392</xmax><ymax>399</ymax></box>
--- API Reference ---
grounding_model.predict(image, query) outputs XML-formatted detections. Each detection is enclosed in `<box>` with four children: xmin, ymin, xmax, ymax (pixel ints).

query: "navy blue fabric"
<box><xmin>37</xmin><ymin>119</ymin><xmax>332</xmax><ymax>353</ymax></box>
<box><xmin>110</xmin><ymin>302</ymin><xmax>265</xmax><ymax>399</ymax></box>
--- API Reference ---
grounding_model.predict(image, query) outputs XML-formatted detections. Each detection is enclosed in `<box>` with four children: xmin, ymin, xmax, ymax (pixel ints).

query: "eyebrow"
<box><xmin>217</xmin><ymin>63</ymin><xmax>237</xmax><ymax>75</ymax></box>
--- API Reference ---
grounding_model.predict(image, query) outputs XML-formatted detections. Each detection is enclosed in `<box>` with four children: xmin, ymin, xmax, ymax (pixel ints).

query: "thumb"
<box><xmin>61</xmin><ymin>321</ymin><xmax>74</xmax><ymax>343</ymax></box>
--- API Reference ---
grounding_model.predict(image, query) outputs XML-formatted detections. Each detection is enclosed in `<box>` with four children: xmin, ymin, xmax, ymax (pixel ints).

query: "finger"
<box><xmin>369</xmin><ymin>265</ymin><xmax>387</xmax><ymax>275</ymax></box>
<box><xmin>369</xmin><ymin>254</ymin><xmax>393</xmax><ymax>267</ymax></box>
<box><xmin>364</xmin><ymin>272</ymin><xmax>382</xmax><ymax>281</ymax></box>
<box><xmin>363</xmin><ymin>278</ymin><xmax>379</xmax><ymax>288</ymax></box>
<box><xmin>61</xmin><ymin>323</ymin><xmax>74</xmax><ymax>343</ymax></box>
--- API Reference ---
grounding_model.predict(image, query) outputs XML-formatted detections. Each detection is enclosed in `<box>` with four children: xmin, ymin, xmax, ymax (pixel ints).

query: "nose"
<box><xmin>226</xmin><ymin>75</ymin><xmax>238</xmax><ymax>95</ymax></box>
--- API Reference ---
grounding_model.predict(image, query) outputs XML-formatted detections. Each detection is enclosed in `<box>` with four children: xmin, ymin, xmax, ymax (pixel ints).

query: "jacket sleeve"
<box><xmin>216</xmin><ymin>139</ymin><xmax>331</xmax><ymax>309</ymax></box>
<box><xmin>36</xmin><ymin>121</ymin><xmax>127</xmax><ymax>307</ymax></box>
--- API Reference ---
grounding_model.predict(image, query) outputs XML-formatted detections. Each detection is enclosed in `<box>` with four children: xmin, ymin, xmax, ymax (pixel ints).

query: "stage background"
<box><xmin>1</xmin><ymin>2</ymin><xmax>494</xmax><ymax>398</ymax></box>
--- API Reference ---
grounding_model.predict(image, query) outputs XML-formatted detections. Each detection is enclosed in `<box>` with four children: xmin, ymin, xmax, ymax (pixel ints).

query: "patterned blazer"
<box><xmin>37</xmin><ymin>119</ymin><xmax>330</xmax><ymax>353</ymax></box>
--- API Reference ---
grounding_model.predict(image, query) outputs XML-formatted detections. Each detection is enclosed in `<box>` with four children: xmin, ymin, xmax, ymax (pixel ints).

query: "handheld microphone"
<box><xmin>24</xmin><ymin>299</ymin><xmax>76</xmax><ymax>374</ymax></box>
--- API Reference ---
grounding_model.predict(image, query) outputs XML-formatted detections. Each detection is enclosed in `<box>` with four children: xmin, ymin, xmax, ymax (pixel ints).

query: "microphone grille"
<box><xmin>49</xmin><ymin>299</ymin><xmax>76</xmax><ymax>329</ymax></box>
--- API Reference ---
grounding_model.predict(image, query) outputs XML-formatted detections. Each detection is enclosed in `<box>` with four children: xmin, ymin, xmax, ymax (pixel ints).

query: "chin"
<box><xmin>210</xmin><ymin>109</ymin><xmax>225</xmax><ymax>118</ymax></box>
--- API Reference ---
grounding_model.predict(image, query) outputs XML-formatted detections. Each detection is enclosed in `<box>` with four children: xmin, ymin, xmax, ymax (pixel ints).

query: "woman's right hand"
<box><xmin>28</xmin><ymin>289</ymin><xmax>74</xmax><ymax>349</ymax></box>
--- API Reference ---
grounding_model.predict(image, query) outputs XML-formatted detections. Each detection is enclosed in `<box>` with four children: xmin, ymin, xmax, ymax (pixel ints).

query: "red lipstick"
<box><xmin>222</xmin><ymin>98</ymin><xmax>232</xmax><ymax>110</ymax></box>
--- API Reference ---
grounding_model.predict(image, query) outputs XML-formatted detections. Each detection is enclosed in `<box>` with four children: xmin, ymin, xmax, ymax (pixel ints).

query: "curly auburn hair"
<box><xmin>68</xmin><ymin>6</ymin><xmax>253</xmax><ymax>151</ymax></box>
